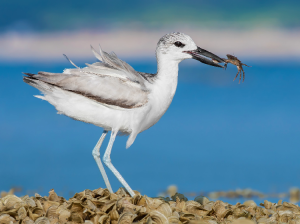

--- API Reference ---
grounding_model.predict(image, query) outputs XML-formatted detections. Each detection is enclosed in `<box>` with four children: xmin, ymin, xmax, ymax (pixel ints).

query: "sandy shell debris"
<box><xmin>1</xmin><ymin>188</ymin><xmax>300</xmax><ymax>224</ymax></box>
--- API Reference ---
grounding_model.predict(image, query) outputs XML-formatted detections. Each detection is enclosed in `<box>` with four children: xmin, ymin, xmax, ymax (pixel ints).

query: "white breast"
<box><xmin>138</xmin><ymin>60</ymin><xmax>179</xmax><ymax>133</ymax></box>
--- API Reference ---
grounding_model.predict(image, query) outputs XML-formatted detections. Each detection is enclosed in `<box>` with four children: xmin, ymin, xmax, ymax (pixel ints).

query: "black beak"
<box><xmin>184</xmin><ymin>47</ymin><xmax>225</xmax><ymax>68</ymax></box>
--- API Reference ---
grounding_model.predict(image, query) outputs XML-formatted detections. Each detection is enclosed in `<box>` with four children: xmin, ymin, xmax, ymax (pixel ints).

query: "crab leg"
<box><xmin>242</xmin><ymin>63</ymin><xmax>251</xmax><ymax>67</ymax></box>
<box><xmin>233</xmin><ymin>71</ymin><xmax>240</xmax><ymax>82</ymax></box>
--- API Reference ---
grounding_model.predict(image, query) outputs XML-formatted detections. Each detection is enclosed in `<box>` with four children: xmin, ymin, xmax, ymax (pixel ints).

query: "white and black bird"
<box><xmin>23</xmin><ymin>32</ymin><xmax>225</xmax><ymax>197</ymax></box>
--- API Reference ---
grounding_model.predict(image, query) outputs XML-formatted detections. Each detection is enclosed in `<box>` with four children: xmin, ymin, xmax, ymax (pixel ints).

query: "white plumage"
<box><xmin>24</xmin><ymin>32</ymin><xmax>225</xmax><ymax>197</ymax></box>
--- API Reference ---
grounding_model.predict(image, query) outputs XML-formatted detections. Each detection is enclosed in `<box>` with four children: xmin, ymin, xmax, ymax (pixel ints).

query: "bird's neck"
<box><xmin>156</xmin><ymin>56</ymin><xmax>180</xmax><ymax>80</ymax></box>
<box><xmin>151</xmin><ymin>57</ymin><xmax>180</xmax><ymax>104</ymax></box>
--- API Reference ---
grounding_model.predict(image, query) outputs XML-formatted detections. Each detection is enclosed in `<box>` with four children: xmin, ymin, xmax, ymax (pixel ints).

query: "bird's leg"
<box><xmin>92</xmin><ymin>130</ymin><xmax>113</xmax><ymax>193</ymax></box>
<box><xmin>242</xmin><ymin>67</ymin><xmax>245</xmax><ymax>83</ymax></box>
<box><xmin>103</xmin><ymin>130</ymin><xmax>135</xmax><ymax>197</ymax></box>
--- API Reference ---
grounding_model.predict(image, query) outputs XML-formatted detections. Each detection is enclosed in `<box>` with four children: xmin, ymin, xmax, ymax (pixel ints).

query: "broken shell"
<box><xmin>98</xmin><ymin>214</ymin><xmax>110</xmax><ymax>224</ymax></box>
<box><xmin>172</xmin><ymin>211</ymin><xmax>180</xmax><ymax>218</ymax></box>
<box><xmin>23</xmin><ymin>197</ymin><xmax>37</xmax><ymax>208</ymax></box>
<box><xmin>46</xmin><ymin>205</ymin><xmax>59</xmax><ymax>219</ymax></box>
<box><xmin>90</xmin><ymin>214</ymin><xmax>101</xmax><ymax>224</ymax></box>
<box><xmin>263</xmin><ymin>200</ymin><xmax>272</xmax><ymax>209</ymax></box>
<box><xmin>117</xmin><ymin>212</ymin><xmax>137</xmax><ymax>224</ymax></box>
<box><xmin>33</xmin><ymin>199</ymin><xmax>43</xmax><ymax>210</ymax></box>
<box><xmin>243</xmin><ymin>200</ymin><xmax>256</xmax><ymax>207</ymax></box>
<box><xmin>102</xmin><ymin>199</ymin><xmax>117</xmax><ymax>212</ymax></box>
<box><xmin>0</xmin><ymin>214</ymin><xmax>16</xmax><ymax>223</ymax></box>
<box><xmin>203</xmin><ymin>201</ymin><xmax>214</xmax><ymax>211</ymax></box>
<box><xmin>232</xmin><ymin>219</ymin><xmax>255</xmax><ymax>224</ymax></box>
<box><xmin>282</xmin><ymin>201</ymin><xmax>299</xmax><ymax>210</ymax></box>
<box><xmin>32</xmin><ymin>207</ymin><xmax>45</xmax><ymax>217</ymax></box>
<box><xmin>137</xmin><ymin>196</ymin><xmax>147</xmax><ymax>207</ymax></box>
<box><xmin>58</xmin><ymin>209</ymin><xmax>71</xmax><ymax>223</ymax></box>
<box><xmin>245</xmin><ymin>206</ymin><xmax>256</xmax><ymax>216</ymax></box>
<box><xmin>2</xmin><ymin>187</ymin><xmax>300</xmax><ymax>224</ymax></box>
<box><xmin>48</xmin><ymin>190</ymin><xmax>59</xmax><ymax>202</ymax></box>
<box><xmin>48</xmin><ymin>189</ymin><xmax>63</xmax><ymax>204</ymax></box>
<box><xmin>34</xmin><ymin>217</ymin><xmax>50</xmax><ymax>224</ymax></box>
<box><xmin>233</xmin><ymin>208</ymin><xmax>251</xmax><ymax>219</ymax></box>
<box><xmin>85</xmin><ymin>221</ymin><xmax>94</xmax><ymax>224</ymax></box>
<box><xmin>34</xmin><ymin>193</ymin><xmax>42</xmax><ymax>198</ymax></box>
<box><xmin>110</xmin><ymin>206</ymin><xmax>120</xmax><ymax>221</ymax></box>
<box><xmin>175</xmin><ymin>197</ymin><xmax>185</xmax><ymax>211</ymax></box>
<box><xmin>82</xmin><ymin>199</ymin><xmax>97</xmax><ymax>212</ymax></box>
<box><xmin>185</xmin><ymin>201</ymin><xmax>208</xmax><ymax>216</ymax></box>
<box><xmin>28</xmin><ymin>209</ymin><xmax>40</xmax><ymax>221</ymax></box>
<box><xmin>23</xmin><ymin>217</ymin><xmax>35</xmax><ymax>224</ymax></box>
<box><xmin>18</xmin><ymin>206</ymin><xmax>27</xmax><ymax>220</ymax></box>
<box><xmin>133</xmin><ymin>190</ymin><xmax>140</xmax><ymax>196</ymax></box>
<box><xmin>42</xmin><ymin>201</ymin><xmax>60</xmax><ymax>212</ymax></box>
<box><xmin>115</xmin><ymin>188</ymin><xmax>128</xmax><ymax>198</ymax></box>
<box><xmin>68</xmin><ymin>202</ymin><xmax>83</xmax><ymax>214</ymax></box>
<box><xmin>133</xmin><ymin>195</ymin><xmax>146</xmax><ymax>206</ymax></box>
<box><xmin>2</xmin><ymin>195</ymin><xmax>22</xmax><ymax>210</ymax></box>
<box><xmin>278</xmin><ymin>209</ymin><xmax>293</xmax><ymax>216</ymax></box>
<box><xmin>168</xmin><ymin>216</ymin><xmax>179</xmax><ymax>224</ymax></box>
<box><xmin>202</xmin><ymin>216</ymin><xmax>218</xmax><ymax>222</ymax></box>
<box><xmin>139</xmin><ymin>207</ymin><xmax>147</xmax><ymax>213</ymax></box>
<box><xmin>49</xmin><ymin>217</ymin><xmax>58</xmax><ymax>224</ymax></box>
<box><xmin>116</xmin><ymin>197</ymin><xmax>137</xmax><ymax>212</ymax></box>
<box><xmin>257</xmin><ymin>217</ymin><xmax>269</xmax><ymax>223</ymax></box>
<box><xmin>149</xmin><ymin>211</ymin><xmax>169</xmax><ymax>224</ymax></box>
<box><xmin>181</xmin><ymin>213</ymin><xmax>202</xmax><ymax>224</ymax></box>
<box><xmin>145</xmin><ymin>197</ymin><xmax>164</xmax><ymax>210</ymax></box>
<box><xmin>156</xmin><ymin>203</ymin><xmax>172</xmax><ymax>218</ymax></box>
<box><xmin>0</xmin><ymin>201</ymin><xmax>5</xmax><ymax>212</ymax></box>
<box><xmin>179</xmin><ymin>213</ymin><xmax>195</xmax><ymax>222</ymax></box>
<box><xmin>14</xmin><ymin>201</ymin><xmax>27</xmax><ymax>210</ymax></box>
<box><xmin>69</xmin><ymin>212</ymin><xmax>83</xmax><ymax>223</ymax></box>
<box><xmin>144</xmin><ymin>216</ymin><xmax>153</xmax><ymax>224</ymax></box>
<box><xmin>213</xmin><ymin>203</ymin><xmax>232</xmax><ymax>220</ymax></box>
<box><xmin>279</xmin><ymin>214</ymin><xmax>291</xmax><ymax>223</ymax></box>
<box><xmin>92</xmin><ymin>188</ymin><xmax>109</xmax><ymax>197</ymax></box>
<box><xmin>109</xmin><ymin>193</ymin><xmax>118</xmax><ymax>201</ymax></box>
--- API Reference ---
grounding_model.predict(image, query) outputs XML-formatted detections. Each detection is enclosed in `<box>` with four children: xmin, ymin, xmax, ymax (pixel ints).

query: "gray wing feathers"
<box><xmin>27</xmin><ymin>46</ymin><xmax>151</xmax><ymax>109</ymax></box>
<box><xmin>89</xmin><ymin>45</ymin><xmax>146</xmax><ymax>87</ymax></box>
<box><xmin>33</xmin><ymin>71</ymin><xmax>148</xmax><ymax>108</ymax></box>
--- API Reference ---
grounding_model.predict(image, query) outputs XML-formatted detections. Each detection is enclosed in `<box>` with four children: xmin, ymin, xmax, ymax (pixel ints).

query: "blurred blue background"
<box><xmin>0</xmin><ymin>0</ymin><xmax>300</xmax><ymax>203</ymax></box>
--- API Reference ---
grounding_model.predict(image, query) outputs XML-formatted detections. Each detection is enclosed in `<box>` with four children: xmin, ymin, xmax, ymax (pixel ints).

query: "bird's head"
<box><xmin>156</xmin><ymin>32</ymin><xmax>224</xmax><ymax>68</ymax></box>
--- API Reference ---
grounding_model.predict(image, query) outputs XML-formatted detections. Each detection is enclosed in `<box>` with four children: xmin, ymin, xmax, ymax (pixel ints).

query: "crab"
<box><xmin>223</xmin><ymin>54</ymin><xmax>251</xmax><ymax>84</ymax></box>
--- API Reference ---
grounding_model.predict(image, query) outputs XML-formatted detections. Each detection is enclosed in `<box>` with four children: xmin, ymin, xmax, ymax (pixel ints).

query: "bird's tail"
<box><xmin>126</xmin><ymin>133</ymin><xmax>138</xmax><ymax>149</ymax></box>
<box><xmin>23</xmin><ymin>73</ymin><xmax>55</xmax><ymax>100</ymax></box>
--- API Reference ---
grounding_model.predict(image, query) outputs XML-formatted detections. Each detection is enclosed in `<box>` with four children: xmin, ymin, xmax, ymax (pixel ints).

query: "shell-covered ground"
<box><xmin>0</xmin><ymin>188</ymin><xmax>300</xmax><ymax>224</ymax></box>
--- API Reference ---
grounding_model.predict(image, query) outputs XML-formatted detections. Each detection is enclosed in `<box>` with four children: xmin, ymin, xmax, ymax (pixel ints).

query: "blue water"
<box><xmin>0</xmin><ymin>59</ymin><xmax>300</xmax><ymax>203</ymax></box>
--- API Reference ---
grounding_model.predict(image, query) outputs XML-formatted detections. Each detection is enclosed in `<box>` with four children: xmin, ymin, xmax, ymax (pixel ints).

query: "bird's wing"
<box><xmin>80</xmin><ymin>45</ymin><xmax>147</xmax><ymax>88</ymax></box>
<box><xmin>25</xmin><ymin>71</ymin><xmax>148</xmax><ymax>109</ymax></box>
<box><xmin>24</xmin><ymin>46</ymin><xmax>152</xmax><ymax>109</ymax></box>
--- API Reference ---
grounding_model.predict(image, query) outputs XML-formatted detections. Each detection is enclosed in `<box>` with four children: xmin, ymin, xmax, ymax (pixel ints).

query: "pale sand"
<box><xmin>1</xmin><ymin>28</ymin><xmax>300</xmax><ymax>62</ymax></box>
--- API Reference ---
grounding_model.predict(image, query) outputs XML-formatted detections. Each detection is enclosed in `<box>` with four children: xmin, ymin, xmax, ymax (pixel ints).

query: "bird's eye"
<box><xmin>174</xmin><ymin>41</ymin><xmax>185</xmax><ymax>48</ymax></box>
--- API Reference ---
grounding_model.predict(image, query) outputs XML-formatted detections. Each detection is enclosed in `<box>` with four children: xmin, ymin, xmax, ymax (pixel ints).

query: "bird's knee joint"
<box><xmin>103</xmin><ymin>155</ymin><xmax>111</xmax><ymax>166</ymax></box>
<box><xmin>92</xmin><ymin>150</ymin><xmax>100</xmax><ymax>158</ymax></box>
